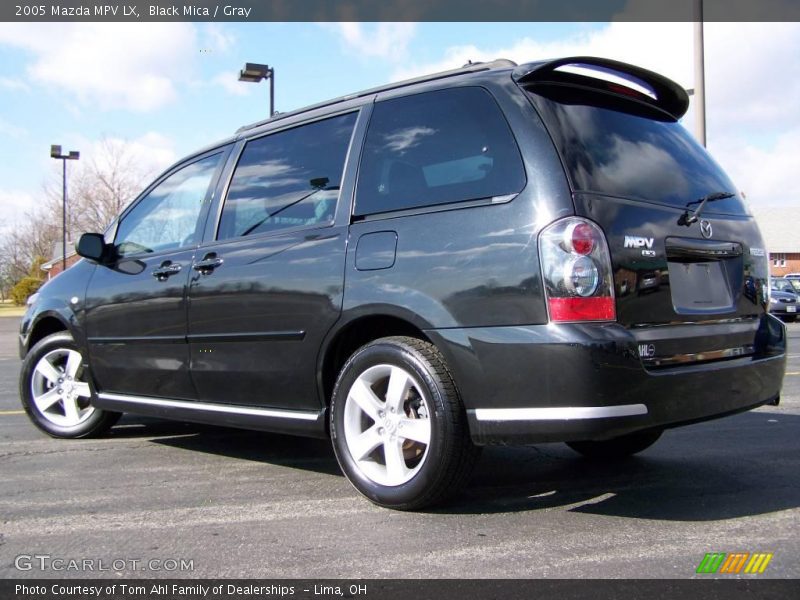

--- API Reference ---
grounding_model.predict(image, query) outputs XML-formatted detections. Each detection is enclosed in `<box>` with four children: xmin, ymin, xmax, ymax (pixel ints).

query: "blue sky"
<box><xmin>1</xmin><ymin>21</ymin><xmax>798</xmax><ymax>234</ymax></box>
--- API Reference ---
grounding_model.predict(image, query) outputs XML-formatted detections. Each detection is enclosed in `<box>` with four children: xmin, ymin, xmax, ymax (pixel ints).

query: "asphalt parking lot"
<box><xmin>1</xmin><ymin>316</ymin><xmax>798</xmax><ymax>579</ymax></box>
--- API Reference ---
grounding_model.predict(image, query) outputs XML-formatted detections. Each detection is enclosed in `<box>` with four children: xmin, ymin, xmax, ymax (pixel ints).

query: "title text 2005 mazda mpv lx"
<box><xmin>19</xmin><ymin>57</ymin><xmax>786</xmax><ymax>509</ymax></box>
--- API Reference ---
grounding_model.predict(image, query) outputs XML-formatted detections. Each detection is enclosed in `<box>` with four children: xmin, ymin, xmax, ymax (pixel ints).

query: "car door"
<box><xmin>186</xmin><ymin>109</ymin><xmax>361</xmax><ymax>410</ymax></box>
<box><xmin>84</xmin><ymin>148</ymin><xmax>229</xmax><ymax>400</ymax></box>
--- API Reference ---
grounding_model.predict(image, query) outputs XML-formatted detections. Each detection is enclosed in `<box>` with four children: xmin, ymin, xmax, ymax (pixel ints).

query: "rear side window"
<box><xmin>526</xmin><ymin>87</ymin><xmax>748</xmax><ymax>214</ymax></box>
<box><xmin>218</xmin><ymin>112</ymin><xmax>357</xmax><ymax>240</ymax></box>
<box><xmin>355</xmin><ymin>87</ymin><xmax>526</xmax><ymax>216</ymax></box>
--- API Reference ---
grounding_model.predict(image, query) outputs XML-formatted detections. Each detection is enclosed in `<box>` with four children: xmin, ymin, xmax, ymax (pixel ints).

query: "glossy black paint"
<box><xmin>84</xmin><ymin>246</ymin><xmax>198</xmax><ymax>399</ymax></box>
<box><xmin>20</xmin><ymin>59</ymin><xmax>787</xmax><ymax>445</ymax></box>
<box><xmin>186</xmin><ymin>227</ymin><xmax>347</xmax><ymax>409</ymax></box>
<box><xmin>427</xmin><ymin>316</ymin><xmax>785</xmax><ymax>444</ymax></box>
<box><xmin>75</xmin><ymin>233</ymin><xmax>106</xmax><ymax>262</ymax></box>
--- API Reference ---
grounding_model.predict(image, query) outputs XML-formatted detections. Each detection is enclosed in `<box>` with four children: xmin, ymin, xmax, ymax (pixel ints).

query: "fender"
<box><xmin>18</xmin><ymin>259</ymin><xmax>96</xmax><ymax>357</ymax></box>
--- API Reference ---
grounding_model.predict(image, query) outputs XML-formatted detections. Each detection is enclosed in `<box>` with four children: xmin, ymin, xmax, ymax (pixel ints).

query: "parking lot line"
<box><xmin>0</xmin><ymin>410</ymin><xmax>25</xmax><ymax>415</ymax></box>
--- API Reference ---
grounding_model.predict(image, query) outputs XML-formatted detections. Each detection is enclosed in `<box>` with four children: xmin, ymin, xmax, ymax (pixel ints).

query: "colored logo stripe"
<box><xmin>697</xmin><ymin>553</ymin><xmax>726</xmax><ymax>573</ymax></box>
<box><xmin>697</xmin><ymin>552</ymin><xmax>773</xmax><ymax>574</ymax></box>
<box><xmin>719</xmin><ymin>553</ymin><xmax>749</xmax><ymax>573</ymax></box>
<box><xmin>744</xmin><ymin>553</ymin><xmax>773</xmax><ymax>574</ymax></box>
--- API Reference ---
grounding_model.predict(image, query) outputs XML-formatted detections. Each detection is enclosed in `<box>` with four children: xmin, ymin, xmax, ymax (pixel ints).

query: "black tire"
<box><xmin>566</xmin><ymin>429</ymin><xmax>663</xmax><ymax>459</ymax></box>
<box><xmin>20</xmin><ymin>331</ymin><xmax>121</xmax><ymax>438</ymax></box>
<box><xmin>330</xmin><ymin>336</ymin><xmax>480</xmax><ymax>510</ymax></box>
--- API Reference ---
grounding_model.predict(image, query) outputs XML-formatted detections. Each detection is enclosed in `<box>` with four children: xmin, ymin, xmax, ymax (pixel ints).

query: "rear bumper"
<box><xmin>425</xmin><ymin>316</ymin><xmax>786</xmax><ymax>445</ymax></box>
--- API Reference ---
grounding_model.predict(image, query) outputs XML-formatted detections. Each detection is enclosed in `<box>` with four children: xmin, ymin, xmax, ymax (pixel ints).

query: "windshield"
<box><xmin>771</xmin><ymin>278</ymin><xmax>796</xmax><ymax>293</ymax></box>
<box><xmin>525</xmin><ymin>86</ymin><xmax>749</xmax><ymax>214</ymax></box>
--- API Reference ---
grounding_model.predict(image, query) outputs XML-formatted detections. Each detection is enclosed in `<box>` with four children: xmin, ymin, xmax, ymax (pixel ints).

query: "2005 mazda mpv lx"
<box><xmin>19</xmin><ymin>57</ymin><xmax>786</xmax><ymax>509</ymax></box>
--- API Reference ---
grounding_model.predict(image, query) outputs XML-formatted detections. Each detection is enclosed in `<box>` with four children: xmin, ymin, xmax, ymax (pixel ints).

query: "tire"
<box><xmin>566</xmin><ymin>429</ymin><xmax>663</xmax><ymax>459</ymax></box>
<box><xmin>330</xmin><ymin>336</ymin><xmax>480</xmax><ymax>510</ymax></box>
<box><xmin>20</xmin><ymin>331</ymin><xmax>121</xmax><ymax>438</ymax></box>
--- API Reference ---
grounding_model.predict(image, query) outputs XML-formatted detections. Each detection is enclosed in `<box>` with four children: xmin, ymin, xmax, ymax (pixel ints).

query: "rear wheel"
<box><xmin>566</xmin><ymin>429</ymin><xmax>663</xmax><ymax>459</ymax></box>
<box><xmin>20</xmin><ymin>332</ymin><xmax>121</xmax><ymax>438</ymax></box>
<box><xmin>330</xmin><ymin>336</ymin><xmax>480</xmax><ymax>510</ymax></box>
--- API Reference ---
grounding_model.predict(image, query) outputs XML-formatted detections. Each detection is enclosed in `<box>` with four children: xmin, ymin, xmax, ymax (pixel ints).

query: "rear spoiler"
<box><xmin>512</xmin><ymin>56</ymin><xmax>690</xmax><ymax>120</ymax></box>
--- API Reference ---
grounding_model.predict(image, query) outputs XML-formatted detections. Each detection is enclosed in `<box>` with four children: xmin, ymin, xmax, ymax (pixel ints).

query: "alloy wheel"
<box><xmin>30</xmin><ymin>348</ymin><xmax>95</xmax><ymax>427</ymax></box>
<box><xmin>342</xmin><ymin>364</ymin><xmax>432</xmax><ymax>487</ymax></box>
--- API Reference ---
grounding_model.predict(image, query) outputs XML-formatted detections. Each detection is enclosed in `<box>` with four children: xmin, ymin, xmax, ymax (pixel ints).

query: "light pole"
<box><xmin>693</xmin><ymin>0</ymin><xmax>707</xmax><ymax>147</ymax></box>
<box><xmin>238</xmin><ymin>62</ymin><xmax>275</xmax><ymax>117</ymax></box>
<box><xmin>50</xmin><ymin>145</ymin><xmax>80</xmax><ymax>272</ymax></box>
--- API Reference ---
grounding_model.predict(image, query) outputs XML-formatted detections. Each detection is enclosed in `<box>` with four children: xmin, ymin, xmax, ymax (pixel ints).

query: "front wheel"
<box><xmin>566</xmin><ymin>429</ymin><xmax>663</xmax><ymax>459</ymax></box>
<box><xmin>20</xmin><ymin>331</ymin><xmax>121</xmax><ymax>438</ymax></box>
<box><xmin>330</xmin><ymin>336</ymin><xmax>480</xmax><ymax>510</ymax></box>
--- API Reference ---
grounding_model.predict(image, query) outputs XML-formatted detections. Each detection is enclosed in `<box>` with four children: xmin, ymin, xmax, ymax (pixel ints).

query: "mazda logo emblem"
<box><xmin>700</xmin><ymin>219</ymin><xmax>713</xmax><ymax>239</ymax></box>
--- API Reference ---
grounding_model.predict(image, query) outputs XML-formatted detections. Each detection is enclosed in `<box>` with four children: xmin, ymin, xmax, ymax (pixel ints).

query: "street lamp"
<box><xmin>50</xmin><ymin>145</ymin><xmax>80</xmax><ymax>273</ymax></box>
<box><xmin>238</xmin><ymin>62</ymin><xmax>275</xmax><ymax>117</ymax></box>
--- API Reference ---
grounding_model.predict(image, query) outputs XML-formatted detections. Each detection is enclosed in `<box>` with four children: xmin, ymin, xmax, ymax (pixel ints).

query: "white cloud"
<box><xmin>0</xmin><ymin>23</ymin><xmax>198</xmax><ymax>111</ymax></box>
<box><xmin>0</xmin><ymin>189</ymin><xmax>37</xmax><ymax>236</ymax></box>
<box><xmin>76</xmin><ymin>132</ymin><xmax>177</xmax><ymax>181</ymax></box>
<box><xmin>391</xmin><ymin>23</ymin><xmax>693</xmax><ymax>86</ymax></box>
<box><xmin>209</xmin><ymin>71</ymin><xmax>252</xmax><ymax>96</ymax></box>
<box><xmin>704</xmin><ymin>22</ymin><xmax>800</xmax><ymax>131</ymax></box>
<box><xmin>712</xmin><ymin>127</ymin><xmax>800</xmax><ymax>207</ymax></box>
<box><xmin>0</xmin><ymin>76</ymin><xmax>29</xmax><ymax>91</ymax></box>
<box><xmin>323</xmin><ymin>23</ymin><xmax>417</xmax><ymax>61</ymax></box>
<box><xmin>202</xmin><ymin>24</ymin><xmax>235</xmax><ymax>54</ymax></box>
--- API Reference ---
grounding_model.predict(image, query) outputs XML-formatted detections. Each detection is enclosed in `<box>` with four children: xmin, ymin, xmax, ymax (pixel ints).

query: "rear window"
<box><xmin>355</xmin><ymin>87</ymin><xmax>526</xmax><ymax>216</ymax></box>
<box><xmin>526</xmin><ymin>86</ymin><xmax>748</xmax><ymax>215</ymax></box>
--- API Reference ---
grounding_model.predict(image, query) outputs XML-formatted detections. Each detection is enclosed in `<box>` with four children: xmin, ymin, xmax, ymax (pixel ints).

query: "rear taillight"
<box><xmin>540</xmin><ymin>217</ymin><xmax>616</xmax><ymax>322</ymax></box>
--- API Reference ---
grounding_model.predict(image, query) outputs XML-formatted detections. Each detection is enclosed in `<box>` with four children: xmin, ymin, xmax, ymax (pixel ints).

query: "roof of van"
<box><xmin>235</xmin><ymin>58</ymin><xmax>519</xmax><ymax>135</ymax></box>
<box><xmin>234</xmin><ymin>55</ymin><xmax>689</xmax><ymax>138</ymax></box>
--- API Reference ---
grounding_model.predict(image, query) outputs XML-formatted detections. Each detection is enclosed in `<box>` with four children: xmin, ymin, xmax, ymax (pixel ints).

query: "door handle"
<box><xmin>152</xmin><ymin>262</ymin><xmax>182</xmax><ymax>281</ymax></box>
<box><xmin>193</xmin><ymin>254</ymin><xmax>223</xmax><ymax>274</ymax></box>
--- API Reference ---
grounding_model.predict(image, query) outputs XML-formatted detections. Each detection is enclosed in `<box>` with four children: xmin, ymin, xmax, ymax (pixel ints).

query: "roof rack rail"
<box><xmin>512</xmin><ymin>56</ymin><xmax>689</xmax><ymax>119</ymax></box>
<box><xmin>236</xmin><ymin>58</ymin><xmax>518</xmax><ymax>135</ymax></box>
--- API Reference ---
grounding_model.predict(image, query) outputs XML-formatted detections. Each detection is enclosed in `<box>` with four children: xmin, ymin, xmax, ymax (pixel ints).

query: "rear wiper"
<box><xmin>677</xmin><ymin>191</ymin><xmax>735</xmax><ymax>226</ymax></box>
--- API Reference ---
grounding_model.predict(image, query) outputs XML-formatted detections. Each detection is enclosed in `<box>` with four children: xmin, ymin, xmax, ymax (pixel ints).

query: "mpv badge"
<box><xmin>624</xmin><ymin>235</ymin><xmax>654</xmax><ymax>249</ymax></box>
<box><xmin>700</xmin><ymin>219</ymin><xmax>713</xmax><ymax>238</ymax></box>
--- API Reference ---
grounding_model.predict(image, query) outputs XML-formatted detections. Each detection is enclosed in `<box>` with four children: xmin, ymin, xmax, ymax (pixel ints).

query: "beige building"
<box><xmin>751</xmin><ymin>206</ymin><xmax>800</xmax><ymax>276</ymax></box>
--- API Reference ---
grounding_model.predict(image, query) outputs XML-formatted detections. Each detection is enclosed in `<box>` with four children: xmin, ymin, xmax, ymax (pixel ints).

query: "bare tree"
<box><xmin>70</xmin><ymin>137</ymin><xmax>155</xmax><ymax>235</ymax></box>
<box><xmin>41</xmin><ymin>136</ymin><xmax>157</xmax><ymax>240</ymax></box>
<box><xmin>0</xmin><ymin>136</ymin><xmax>157</xmax><ymax>286</ymax></box>
<box><xmin>0</xmin><ymin>205</ymin><xmax>60</xmax><ymax>284</ymax></box>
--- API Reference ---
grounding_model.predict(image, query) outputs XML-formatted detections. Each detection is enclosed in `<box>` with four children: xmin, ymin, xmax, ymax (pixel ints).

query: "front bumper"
<box><xmin>426</xmin><ymin>316</ymin><xmax>786</xmax><ymax>445</ymax></box>
<box><xmin>769</xmin><ymin>304</ymin><xmax>797</xmax><ymax>318</ymax></box>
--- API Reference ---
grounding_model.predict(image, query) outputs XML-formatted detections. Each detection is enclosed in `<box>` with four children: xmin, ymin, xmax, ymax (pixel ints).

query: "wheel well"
<box><xmin>27</xmin><ymin>317</ymin><xmax>68</xmax><ymax>351</ymax></box>
<box><xmin>321</xmin><ymin>315</ymin><xmax>430</xmax><ymax>406</ymax></box>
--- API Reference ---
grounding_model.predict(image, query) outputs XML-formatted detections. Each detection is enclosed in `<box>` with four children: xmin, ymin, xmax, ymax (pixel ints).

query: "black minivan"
<box><xmin>19</xmin><ymin>57</ymin><xmax>786</xmax><ymax>509</ymax></box>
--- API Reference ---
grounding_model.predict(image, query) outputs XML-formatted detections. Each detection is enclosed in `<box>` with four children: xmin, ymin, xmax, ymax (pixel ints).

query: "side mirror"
<box><xmin>75</xmin><ymin>233</ymin><xmax>108</xmax><ymax>262</ymax></box>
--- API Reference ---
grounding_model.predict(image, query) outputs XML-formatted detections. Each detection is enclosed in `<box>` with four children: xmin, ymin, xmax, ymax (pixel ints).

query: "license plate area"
<box><xmin>667</xmin><ymin>259</ymin><xmax>736</xmax><ymax>314</ymax></box>
<box><xmin>787</xmin><ymin>306</ymin><xmax>797</xmax><ymax>313</ymax></box>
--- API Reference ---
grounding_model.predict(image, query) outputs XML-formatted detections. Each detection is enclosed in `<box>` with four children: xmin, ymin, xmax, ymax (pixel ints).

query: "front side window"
<box><xmin>114</xmin><ymin>153</ymin><xmax>222</xmax><ymax>256</ymax></box>
<box><xmin>355</xmin><ymin>87</ymin><xmax>526</xmax><ymax>216</ymax></box>
<box><xmin>218</xmin><ymin>112</ymin><xmax>357</xmax><ymax>240</ymax></box>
